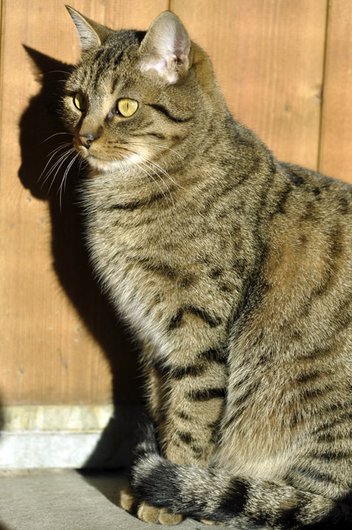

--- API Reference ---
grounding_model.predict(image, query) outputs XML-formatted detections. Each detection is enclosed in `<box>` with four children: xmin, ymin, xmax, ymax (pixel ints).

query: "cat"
<box><xmin>61</xmin><ymin>6</ymin><xmax>352</xmax><ymax>529</ymax></box>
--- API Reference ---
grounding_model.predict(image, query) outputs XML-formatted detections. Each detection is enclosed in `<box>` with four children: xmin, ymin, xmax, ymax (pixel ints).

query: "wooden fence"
<box><xmin>1</xmin><ymin>0</ymin><xmax>352</xmax><ymax>407</ymax></box>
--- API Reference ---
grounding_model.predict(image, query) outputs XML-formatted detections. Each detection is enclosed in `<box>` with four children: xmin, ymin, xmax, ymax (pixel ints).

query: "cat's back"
<box><xmin>267</xmin><ymin>160</ymin><xmax>352</xmax><ymax>269</ymax></box>
<box><xmin>227</xmin><ymin>154</ymin><xmax>352</xmax><ymax>372</ymax></box>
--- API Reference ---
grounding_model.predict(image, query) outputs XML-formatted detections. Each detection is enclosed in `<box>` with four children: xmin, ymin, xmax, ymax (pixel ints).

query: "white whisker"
<box><xmin>38</xmin><ymin>143</ymin><xmax>72</xmax><ymax>184</ymax></box>
<box><xmin>44</xmin><ymin>148</ymin><xmax>76</xmax><ymax>192</ymax></box>
<box><xmin>137</xmin><ymin>158</ymin><xmax>176</xmax><ymax>208</ymax></box>
<box><xmin>138</xmin><ymin>162</ymin><xmax>174</xmax><ymax>208</ymax></box>
<box><xmin>116</xmin><ymin>144</ymin><xmax>175</xmax><ymax>207</ymax></box>
<box><xmin>127</xmin><ymin>140</ymin><xmax>184</xmax><ymax>161</ymax></box>
<box><xmin>42</xmin><ymin>132</ymin><xmax>72</xmax><ymax>143</ymax></box>
<box><xmin>140</xmin><ymin>156</ymin><xmax>184</xmax><ymax>192</ymax></box>
<box><xmin>118</xmin><ymin>142</ymin><xmax>183</xmax><ymax>189</ymax></box>
<box><xmin>58</xmin><ymin>153</ymin><xmax>79</xmax><ymax>211</ymax></box>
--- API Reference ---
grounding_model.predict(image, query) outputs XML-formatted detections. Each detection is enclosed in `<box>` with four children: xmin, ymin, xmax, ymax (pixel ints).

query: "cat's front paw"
<box><xmin>118</xmin><ymin>485</ymin><xmax>183</xmax><ymax>525</ymax></box>
<box><xmin>118</xmin><ymin>484</ymin><xmax>137</xmax><ymax>513</ymax></box>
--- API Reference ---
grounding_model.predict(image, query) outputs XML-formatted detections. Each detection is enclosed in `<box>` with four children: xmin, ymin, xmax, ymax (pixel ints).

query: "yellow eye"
<box><xmin>73</xmin><ymin>92</ymin><xmax>86</xmax><ymax>111</ymax></box>
<box><xmin>117</xmin><ymin>98</ymin><xmax>139</xmax><ymax>117</ymax></box>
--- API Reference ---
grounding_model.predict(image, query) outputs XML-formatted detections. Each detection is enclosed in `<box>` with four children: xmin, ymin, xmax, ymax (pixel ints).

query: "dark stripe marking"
<box><xmin>187</xmin><ymin>387</ymin><xmax>226</xmax><ymax>401</ymax></box>
<box><xmin>190</xmin><ymin>445</ymin><xmax>204</xmax><ymax>458</ymax></box>
<box><xmin>177</xmin><ymin>431</ymin><xmax>195</xmax><ymax>445</ymax></box>
<box><xmin>289</xmin><ymin>465</ymin><xmax>340</xmax><ymax>486</ymax></box>
<box><xmin>209</xmin><ymin>419</ymin><xmax>222</xmax><ymax>443</ymax></box>
<box><xmin>289</xmin><ymin>169</ymin><xmax>305</xmax><ymax>187</ymax></box>
<box><xmin>209</xmin><ymin>267</ymin><xmax>223</xmax><ymax>279</ymax></box>
<box><xmin>168</xmin><ymin>306</ymin><xmax>222</xmax><ymax>331</ymax></box>
<box><xmin>170</xmin><ymin>364</ymin><xmax>207</xmax><ymax>379</ymax></box>
<box><xmin>154</xmin><ymin>356</ymin><xmax>225</xmax><ymax>380</ymax></box>
<box><xmin>302</xmin><ymin>385</ymin><xmax>333</xmax><ymax>401</ymax></box>
<box><xmin>295</xmin><ymin>369</ymin><xmax>323</xmax><ymax>385</ymax></box>
<box><xmin>148</xmin><ymin>103</ymin><xmax>193</xmax><ymax>123</ymax></box>
<box><xmin>175</xmin><ymin>410</ymin><xmax>193</xmax><ymax>421</ymax></box>
<box><xmin>131</xmin><ymin>131</ymin><xmax>167</xmax><ymax>140</ymax></box>
<box><xmin>93</xmin><ymin>47</ymin><xmax>121</xmax><ymax>90</ymax></box>
<box><xmin>107</xmin><ymin>191</ymin><xmax>167</xmax><ymax>211</ymax></box>
<box><xmin>129</xmin><ymin>256</ymin><xmax>180</xmax><ymax>280</ymax></box>
<box><xmin>313</xmin><ymin>408</ymin><xmax>352</xmax><ymax>436</ymax></box>
<box><xmin>231</xmin><ymin>381</ymin><xmax>260</xmax><ymax>409</ymax></box>
<box><xmin>198</xmin><ymin>347</ymin><xmax>227</xmax><ymax>364</ymax></box>
<box><xmin>316</xmin><ymin>428</ymin><xmax>352</xmax><ymax>444</ymax></box>
<box><xmin>309</xmin><ymin>450</ymin><xmax>351</xmax><ymax>462</ymax></box>
<box><xmin>217</xmin><ymin>477</ymin><xmax>250</xmax><ymax>517</ymax></box>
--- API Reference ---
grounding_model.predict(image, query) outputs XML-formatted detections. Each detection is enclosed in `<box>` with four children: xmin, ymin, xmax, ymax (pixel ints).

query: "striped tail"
<box><xmin>131</xmin><ymin>427</ymin><xmax>351</xmax><ymax>529</ymax></box>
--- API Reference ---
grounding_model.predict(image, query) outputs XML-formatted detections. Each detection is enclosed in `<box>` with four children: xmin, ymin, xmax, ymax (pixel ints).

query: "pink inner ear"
<box><xmin>140</xmin><ymin>54</ymin><xmax>180</xmax><ymax>85</ymax></box>
<box><xmin>139</xmin><ymin>12</ymin><xmax>190</xmax><ymax>84</ymax></box>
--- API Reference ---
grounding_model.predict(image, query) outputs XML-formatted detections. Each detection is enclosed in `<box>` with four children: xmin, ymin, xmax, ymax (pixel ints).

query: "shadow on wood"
<box><xmin>18</xmin><ymin>46</ymin><xmax>144</xmax><ymax>468</ymax></box>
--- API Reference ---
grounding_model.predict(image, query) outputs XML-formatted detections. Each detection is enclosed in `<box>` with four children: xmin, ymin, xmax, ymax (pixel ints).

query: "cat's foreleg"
<box><xmin>119</xmin><ymin>347</ymin><xmax>186</xmax><ymax>524</ymax></box>
<box><xmin>142</xmin><ymin>332</ymin><xmax>228</xmax><ymax>466</ymax></box>
<box><xmin>133</xmin><ymin>335</ymin><xmax>227</xmax><ymax>524</ymax></box>
<box><xmin>158</xmin><ymin>353</ymin><xmax>227</xmax><ymax>466</ymax></box>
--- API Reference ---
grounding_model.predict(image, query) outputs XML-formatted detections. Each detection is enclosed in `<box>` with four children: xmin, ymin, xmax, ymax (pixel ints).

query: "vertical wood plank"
<box><xmin>0</xmin><ymin>0</ymin><xmax>167</xmax><ymax>405</ymax></box>
<box><xmin>319</xmin><ymin>0</ymin><xmax>352</xmax><ymax>183</ymax></box>
<box><xmin>171</xmin><ymin>0</ymin><xmax>327</xmax><ymax>169</ymax></box>
<box><xmin>3</xmin><ymin>0</ymin><xmax>352</xmax><ymax>409</ymax></box>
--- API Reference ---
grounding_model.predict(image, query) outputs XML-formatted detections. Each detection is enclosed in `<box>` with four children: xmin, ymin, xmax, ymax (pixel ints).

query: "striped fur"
<box><xmin>62</xmin><ymin>8</ymin><xmax>352</xmax><ymax>528</ymax></box>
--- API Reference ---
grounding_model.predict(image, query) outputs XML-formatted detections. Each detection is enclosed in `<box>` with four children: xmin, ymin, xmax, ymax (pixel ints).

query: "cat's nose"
<box><xmin>78</xmin><ymin>133</ymin><xmax>95</xmax><ymax>148</ymax></box>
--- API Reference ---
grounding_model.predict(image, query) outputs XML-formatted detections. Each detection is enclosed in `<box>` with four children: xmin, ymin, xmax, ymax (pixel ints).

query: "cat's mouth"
<box><xmin>74</xmin><ymin>142</ymin><xmax>141</xmax><ymax>173</ymax></box>
<box><xmin>74</xmin><ymin>143</ymin><xmax>90</xmax><ymax>159</ymax></box>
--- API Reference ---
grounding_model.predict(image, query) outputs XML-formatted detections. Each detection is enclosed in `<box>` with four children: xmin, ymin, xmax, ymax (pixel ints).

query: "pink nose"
<box><xmin>78</xmin><ymin>133</ymin><xmax>95</xmax><ymax>148</ymax></box>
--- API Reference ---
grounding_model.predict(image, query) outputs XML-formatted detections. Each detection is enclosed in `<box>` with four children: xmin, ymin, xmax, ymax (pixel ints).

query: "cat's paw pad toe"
<box><xmin>118</xmin><ymin>486</ymin><xmax>136</xmax><ymax>512</ymax></box>
<box><xmin>159</xmin><ymin>507</ymin><xmax>183</xmax><ymax>525</ymax></box>
<box><xmin>138</xmin><ymin>502</ymin><xmax>183</xmax><ymax>525</ymax></box>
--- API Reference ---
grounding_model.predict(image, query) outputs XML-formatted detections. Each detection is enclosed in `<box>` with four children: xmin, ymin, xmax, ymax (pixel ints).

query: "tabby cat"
<box><xmin>62</xmin><ymin>6</ymin><xmax>352</xmax><ymax>529</ymax></box>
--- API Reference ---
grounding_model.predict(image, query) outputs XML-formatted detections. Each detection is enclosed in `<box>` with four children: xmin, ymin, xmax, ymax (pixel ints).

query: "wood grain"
<box><xmin>1</xmin><ymin>1</ymin><xmax>352</xmax><ymax>407</ymax></box>
<box><xmin>171</xmin><ymin>0</ymin><xmax>328</xmax><ymax>169</ymax></box>
<box><xmin>319</xmin><ymin>0</ymin><xmax>352</xmax><ymax>183</ymax></box>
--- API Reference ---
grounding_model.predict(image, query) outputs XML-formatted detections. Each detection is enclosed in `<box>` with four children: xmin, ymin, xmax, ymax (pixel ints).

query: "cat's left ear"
<box><xmin>139</xmin><ymin>11</ymin><xmax>191</xmax><ymax>84</ymax></box>
<box><xmin>66</xmin><ymin>5</ymin><xmax>111</xmax><ymax>53</ymax></box>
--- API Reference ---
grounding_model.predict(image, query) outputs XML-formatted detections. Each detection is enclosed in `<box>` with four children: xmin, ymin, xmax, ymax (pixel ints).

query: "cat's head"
<box><xmin>63</xmin><ymin>6</ymin><xmax>222</xmax><ymax>176</ymax></box>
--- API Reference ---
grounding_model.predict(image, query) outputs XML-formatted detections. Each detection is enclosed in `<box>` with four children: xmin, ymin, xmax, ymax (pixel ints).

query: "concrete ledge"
<box><xmin>0</xmin><ymin>404</ymin><xmax>143</xmax><ymax>469</ymax></box>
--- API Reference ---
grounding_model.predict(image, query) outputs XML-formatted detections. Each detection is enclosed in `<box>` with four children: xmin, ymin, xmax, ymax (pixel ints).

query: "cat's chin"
<box><xmin>84</xmin><ymin>153</ymin><xmax>142</xmax><ymax>174</ymax></box>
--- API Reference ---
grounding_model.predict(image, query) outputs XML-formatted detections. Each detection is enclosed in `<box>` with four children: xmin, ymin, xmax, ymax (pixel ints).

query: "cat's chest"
<box><xmin>85</xmin><ymin>201</ymin><xmax>241</xmax><ymax>345</ymax></box>
<box><xmin>87</xmin><ymin>207</ymin><xmax>204</xmax><ymax>318</ymax></box>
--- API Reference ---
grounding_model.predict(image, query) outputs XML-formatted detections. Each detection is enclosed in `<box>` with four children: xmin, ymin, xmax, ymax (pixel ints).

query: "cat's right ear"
<box><xmin>65</xmin><ymin>5</ymin><xmax>111</xmax><ymax>53</ymax></box>
<box><xmin>139</xmin><ymin>11</ymin><xmax>191</xmax><ymax>84</ymax></box>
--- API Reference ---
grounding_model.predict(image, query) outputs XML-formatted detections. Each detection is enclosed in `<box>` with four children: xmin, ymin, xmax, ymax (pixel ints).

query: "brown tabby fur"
<box><xmin>61</xmin><ymin>6</ymin><xmax>352</xmax><ymax>528</ymax></box>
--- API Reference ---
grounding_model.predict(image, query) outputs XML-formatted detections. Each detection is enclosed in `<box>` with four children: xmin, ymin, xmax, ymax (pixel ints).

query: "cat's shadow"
<box><xmin>19</xmin><ymin>47</ymin><xmax>144</xmax><ymax>470</ymax></box>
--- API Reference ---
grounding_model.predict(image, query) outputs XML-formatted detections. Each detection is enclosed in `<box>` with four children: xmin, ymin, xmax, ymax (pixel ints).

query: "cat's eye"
<box><xmin>117</xmin><ymin>98</ymin><xmax>139</xmax><ymax>118</ymax></box>
<box><xmin>73</xmin><ymin>92</ymin><xmax>86</xmax><ymax>112</ymax></box>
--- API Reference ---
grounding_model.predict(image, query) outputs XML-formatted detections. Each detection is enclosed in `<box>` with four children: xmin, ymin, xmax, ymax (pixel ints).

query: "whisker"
<box><xmin>116</xmin><ymin>144</ymin><xmax>174</xmax><ymax>207</ymax></box>
<box><xmin>58</xmin><ymin>153</ymin><xmax>79</xmax><ymax>211</ymax></box>
<box><xmin>118</xmin><ymin>142</ymin><xmax>182</xmax><ymax>187</ymax></box>
<box><xmin>38</xmin><ymin>142</ymin><xmax>71</xmax><ymax>183</ymax></box>
<box><xmin>46</xmin><ymin>70</ymin><xmax>72</xmax><ymax>76</ymax></box>
<box><xmin>137</xmin><ymin>158</ymin><xmax>175</xmax><ymax>208</ymax></box>
<box><xmin>137</xmin><ymin>162</ymin><xmax>174</xmax><ymax>208</ymax></box>
<box><xmin>117</xmin><ymin>143</ymin><xmax>179</xmax><ymax>206</ymax></box>
<box><xmin>43</xmin><ymin>148</ymin><xmax>76</xmax><ymax>191</ymax></box>
<box><xmin>140</xmin><ymin>157</ymin><xmax>184</xmax><ymax>192</ymax></box>
<box><xmin>48</xmin><ymin>151</ymin><xmax>76</xmax><ymax>194</ymax></box>
<box><xmin>42</xmin><ymin>132</ymin><xmax>72</xmax><ymax>143</ymax></box>
<box><xmin>119</xmin><ymin>140</ymin><xmax>185</xmax><ymax>192</ymax></box>
<box><xmin>127</xmin><ymin>140</ymin><xmax>184</xmax><ymax>161</ymax></box>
